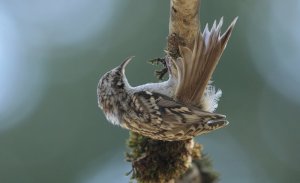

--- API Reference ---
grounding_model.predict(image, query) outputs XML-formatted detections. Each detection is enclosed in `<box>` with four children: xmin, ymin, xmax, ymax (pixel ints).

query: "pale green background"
<box><xmin>0</xmin><ymin>0</ymin><xmax>299</xmax><ymax>183</ymax></box>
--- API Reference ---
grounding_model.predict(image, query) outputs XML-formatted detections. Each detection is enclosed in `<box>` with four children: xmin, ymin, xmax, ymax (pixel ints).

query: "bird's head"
<box><xmin>97</xmin><ymin>57</ymin><xmax>133</xmax><ymax>110</ymax></box>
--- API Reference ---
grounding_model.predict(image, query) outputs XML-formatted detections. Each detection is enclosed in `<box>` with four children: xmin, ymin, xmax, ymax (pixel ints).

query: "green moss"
<box><xmin>126</xmin><ymin>132</ymin><xmax>203</xmax><ymax>183</ymax></box>
<box><xmin>126</xmin><ymin>132</ymin><xmax>221</xmax><ymax>183</ymax></box>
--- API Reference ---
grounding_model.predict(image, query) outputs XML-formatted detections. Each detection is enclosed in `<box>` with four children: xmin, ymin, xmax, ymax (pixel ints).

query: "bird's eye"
<box><xmin>116</xmin><ymin>81</ymin><xmax>124</xmax><ymax>88</ymax></box>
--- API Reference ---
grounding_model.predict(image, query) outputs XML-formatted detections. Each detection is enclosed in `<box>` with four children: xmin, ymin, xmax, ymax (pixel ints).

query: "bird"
<box><xmin>97</xmin><ymin>17</ymin><xmax>237</xmax><ymax>141</ymax></box>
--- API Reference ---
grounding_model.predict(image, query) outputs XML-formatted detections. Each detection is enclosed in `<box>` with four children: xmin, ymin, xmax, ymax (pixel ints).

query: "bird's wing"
<box><xmin>133</xmin><ymin>91</ymin><xmax>228</xmax><ymax>139</ymax></box>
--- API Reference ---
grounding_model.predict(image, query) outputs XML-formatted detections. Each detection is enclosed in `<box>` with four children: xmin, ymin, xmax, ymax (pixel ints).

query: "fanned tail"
<box><xmin>174</xmin><ymin>17</ymin><xmax>238</xmax><ymax>106</ymax></box>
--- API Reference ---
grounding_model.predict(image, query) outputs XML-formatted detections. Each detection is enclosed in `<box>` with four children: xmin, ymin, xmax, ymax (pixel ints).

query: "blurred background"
<box><xmin>0</xmin><ymin>0</ymin><xmax>299</xmax><ymax>182</ymax></box>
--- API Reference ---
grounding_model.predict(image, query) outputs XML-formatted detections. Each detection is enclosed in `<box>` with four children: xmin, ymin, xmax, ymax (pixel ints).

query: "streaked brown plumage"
<box><xmin>97</xmin><ymin>17</ymin><xmax>237</xmax><ymax>141</ymax></box>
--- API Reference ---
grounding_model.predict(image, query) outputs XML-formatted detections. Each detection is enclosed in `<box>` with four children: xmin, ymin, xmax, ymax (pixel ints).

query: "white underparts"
<box><xmin>201</xmin><ymin>85</ymin><xmax>222</xmax><ymax>112</ymax></box>
<box><xmin>105</xmin><ymin>111</ymin><xmax>120</xmax><ymax>126</ymax></box>
<box><xmin>131</xmin><ymin>78</ymin><xmax>176</xmax><ymax>97</ymax></box>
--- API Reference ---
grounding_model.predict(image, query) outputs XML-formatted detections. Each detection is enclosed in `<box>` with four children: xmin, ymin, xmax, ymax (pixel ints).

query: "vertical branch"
<box><xmin>126</xmin><ymin>0</ymin><xmax>227</xmax><ymax>182</ymax></box>
<box><xmin>168</xmin><ymin>0</ymin><xmax>200</xmax><ymax>57</ymax></box>
<box><xmin>167</xmin><ymin>1</ymin><xmax>219</xmax><ymax>183</ymax></box>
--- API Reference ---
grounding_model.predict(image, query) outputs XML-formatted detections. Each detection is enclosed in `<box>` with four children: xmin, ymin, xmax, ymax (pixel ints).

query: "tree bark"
<box><xmin>168</xmin><ymin>0</ymin><xmax>200</xmax><ymax>57</ymax></box>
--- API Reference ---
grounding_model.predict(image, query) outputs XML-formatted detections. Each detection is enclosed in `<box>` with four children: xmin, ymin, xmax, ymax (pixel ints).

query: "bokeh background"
<box><xmin>0</xmin><ymin>0</ymin><xmax>299</xmax><ymax>182</ymax></box>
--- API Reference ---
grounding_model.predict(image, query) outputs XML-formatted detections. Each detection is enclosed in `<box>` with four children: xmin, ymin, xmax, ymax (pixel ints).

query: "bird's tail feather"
<box><xmin>174</xmin><ymin>17</ymin><xmax>238</xmax><ymax>106</ymax></box>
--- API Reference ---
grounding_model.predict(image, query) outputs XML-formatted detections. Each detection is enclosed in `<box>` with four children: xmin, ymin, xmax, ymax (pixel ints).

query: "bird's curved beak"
<box><xmin>119</xmin><ymin>56</ymin><xmax>135</xmax><ymax>75</ymax></box>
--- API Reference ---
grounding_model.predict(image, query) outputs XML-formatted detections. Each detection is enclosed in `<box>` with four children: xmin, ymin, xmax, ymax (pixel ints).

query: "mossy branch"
<box><xmin>126</xmin><ymin>0</ymin><xmax>220</xmax><ymax>182</ymax></box>
<box><xmin>126</xmin><ymin>132</ymin><xmax>199</xmax><ymax>183</ymax></box>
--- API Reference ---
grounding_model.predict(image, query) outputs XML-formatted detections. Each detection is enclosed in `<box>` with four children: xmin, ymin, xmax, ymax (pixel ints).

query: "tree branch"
<box><xmin>168</xmin><ymin>0</ymin><xmax>200</xmax><ymax>57</ymax></box>
<box><xmin>126</xmin><ymin>0</ymin><xmax>231</xmax><ymax>182</ymax></box>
